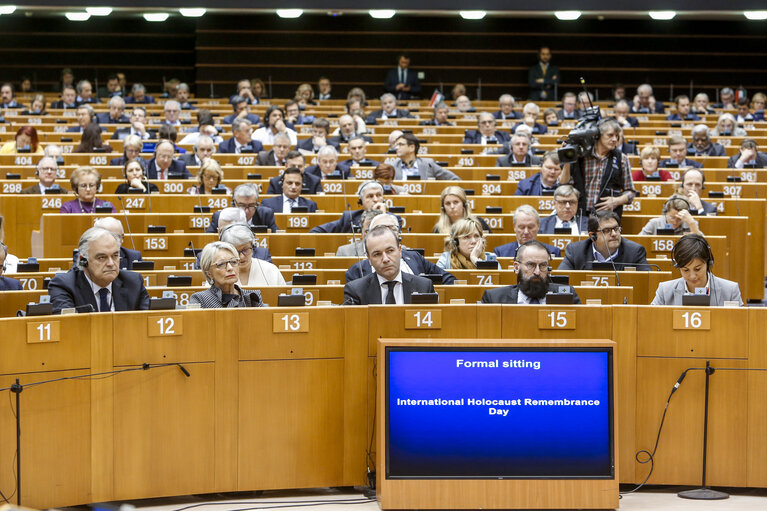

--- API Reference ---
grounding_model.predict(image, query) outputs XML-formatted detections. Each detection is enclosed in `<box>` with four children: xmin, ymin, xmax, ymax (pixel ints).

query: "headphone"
<box><xmin>0</xmin><ymin>242</ymin><xmax>7</xmax><ymax>272</ymax></box>
<box><xmin>662</xmin><ymin>195</ymin><xmax>691</xmax><ymax>214</ymax></box>
<box><xmin>357</xmin><ymin>181</ymin><xmax>382</xmax><ymax>205</ymax></box>
<box><xmin>441</xmin><ymin>196</ymin><xmax>468</xmax><ymax>213</ymax></box>
<box><xmin>671</xmin><ymin>234</ymin><xmax>714</xmax><ymax>272</ymax></box>
<box><xmin>78</xmin><ymin>252</ymin><xmax>89</xmax><ymax>269</ymax></box>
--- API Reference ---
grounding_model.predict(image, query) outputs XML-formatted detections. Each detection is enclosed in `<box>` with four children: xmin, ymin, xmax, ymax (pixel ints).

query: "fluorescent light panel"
<box><xmin>85</xmin><ymin>7</ymin><xmax>112</xmax><ymax>16</ymax></box>
<box><xmin>649</xmin><ymin>11</ymin><xmax>676</xmax><ymax>20</ymax></box>
<box><xmin>554</xmin><ymin>11</ymin><xmax>581</xmax><ymax>20</ymax></box>
<box><xmin>144</xmin><ymin>12</ymin><xmax>169</xmax><ymax>22</ymax></box>
<box><xmin>179</xmin><ymin>8</ymin><xmax>206</xmax><ymax>17</ymax></box>
<box><xmin>276</xmin><ymin>9</ymin><xmax>303</xmax><ymax>18</ymax></box>
<box><xmin>369</xmin><ymin>9</ymin><xmax>395</xmax><ymax>19</ymax></box>
<box><xmin>65</xmin><ymin>12</ymin><xmax>90</xmax><ymax>21</ymax></box>
<box><xmin>0</xmin><ymin>5</ymin><xmax>15</xmax><ymax>14</ymax></box>
<box><xmin>460</xmin><ymin>11</ymin><xmax>486</xmax><ymax>20</ymax></box>
<box><xmin>744</xmin><ymin>11</ymin><xmax>767</xmax><ymax>20</ymax></box>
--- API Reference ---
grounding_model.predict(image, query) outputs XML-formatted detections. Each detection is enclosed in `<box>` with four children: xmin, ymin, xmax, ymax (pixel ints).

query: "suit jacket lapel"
<box><xmin>402</xmin><ymin>273</ymin><xmax>414</xmax><ymax>304</ymax></box>
<box><xmin>76</xmin><ymin>271</ymin><xmax>99</xmax><ymax>311</ymax></box>
<box><xmin>365</xmin><ymin>274</ymin><xmax>383</xmax><ymax>304</ymax></box>
<box><xmin>509</xmin><ymin>285</ymin><xmax>520</xmax><ymax>303</ymax></box>
<box><xmin>111</xmin><ymin>275</ymin><xmax>126</xmax><ymax>311</ymax></box>
<box><xmin>673</xmin><ymin>279</ymin><xmax>686</xmax><ymax>303</ymax></box>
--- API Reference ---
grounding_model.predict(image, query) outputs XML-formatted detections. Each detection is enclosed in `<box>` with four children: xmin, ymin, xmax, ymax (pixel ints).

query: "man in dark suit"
<box><xmin>21</xmin><ymin>156</ymin><xmax>68</xmax><ymax>194</ymax></box>
<box><xmin>223</xmin><ymin>95</ymin><xmax>261</xmax><ymax>125</ymax></box>
<box><xmin>679</xmin><ymin>168</ymin><xmax>718</xmax><ymax>216</ymax></box>
<box><xmin>50</xmin><ymin>85</ymin><xmax>77</xmax><ymax>109</ymax></box>
<box><xmin>338</xmin><ymin>135</ymin><xmax>380</xmax><ymax>173</ymax></box>
<box><xmin>0</xmin><ymin>83</ymin><xmax>22</xmax><ymax>109</ymax></box>
<box><xmin>689</xmin><ymin>125</ymin><xmax>726</xmax><ymax>157</ymax></box>
<box><xmin>180</xmin><ymin>135</ymin><xmax>216</xmax><ymax>167</ymax></box>
<box><xmin>728</xmin><ymin>139</ymin><xmax>767</xmax><ymax>169</ymax></box>
<box><xmin>493</xmin><ymin>205</ymin><xmax>561</xmax><ymax>258</ymax></box>
<box><xmin>528</xmin><ymin>46</ymin><xmax>559</xmax><ymax>101</ymax></box>
<box><xmin>266</xmin><ymin>151</ymin><xmax>322</xmax><ymax>195</ymax></box>
<box><xmin>218</xmin><ymin>118</ymin><xmax>264</xmax><ymax>154</ymax></box>
<box><xmin>66</xmin><ymin>105</ymin><xmax>106</xmax><ymax>134</ymax></box>
<box><xmin>482</xmin><ymin>241</ymin><xmax>580</xmax><ymax>304</ymax></box>
<box><xmin>662</xmin><ymin>136</ymin><xmax>703</xmax><ymax>169</ymax></box>
<box><xmin>558</xmin><ymin>211</ymin><xmax>650</xmax><ymax>270</ymax></box>
<box><xmin>0</xmin><ymin>243</ymin><xmax>22</xmax><ymax>291</ymax></box>
<box><xmin>330</xmin><ymin>114</ymin><xmax>373</xmax><ymax>143</ymax></box>
<box><xmin>260</xmin><ymin>167</ymin><xmax>318</xmax><ymax>213</ymax></box>
<box><xmin>305</xmin><ymin>145</ymin><xmax>351</xmax><ymax>181</ymax></box>
<box><xmin>666</xmin><ymin>95</ymin><xmax>700</xmax><ymax>122</ymax></box>
<box><xmin>630</xmin><ymin>83</ymin><xmax>665</xmax><ymax>114</ymax></box>
<box><xmin>48</xmin><ymin>227</ymin><xmax>150</xmax><ymax>314</ymax></box>
<box><xmin>420</xmin><ymin>102</ymin><xmax>455</xmax><ymax>126</ymax></box>
<box><xmin>497</xmin><ymin>134</ymin><xmax>542</xmax><ymax>168</ymax></box>
<box><xmin>462</xmin><ymin>112</ymin><xmax>511</xmax><ymax>146</ymax></box>
<box><xmin>392</xmin><ymin>133</ymin><xmax>460</xmax><ymax>180</ymax></box>
<box><xmin>206</xmin><ymin>184</ymin><xmax>279</xmax><ymax>233</ymax></box>
<box><xmin>365</xmin><ymin>93</ymin><xmax>413</xmax><ymax>123</ymax></box>
<box><xmin>96</xmin><ymin>96</ymin><xmax>130</xmax><ymax>124</ymax></box>
<box><xmin>512</xmin><ymin>151</ymin><xmax>561</xmax><ymax>195</ymax></box>
<box><xmin>256</xmin><ymin>132</ymin><xmax>292</xmax><ymax>167</ymax></box>
<box><xmin>556</xmin><ymin>92</ymin><xmax>581</xmax><ymax>121</ymax></box>
<box><xmin>493</xmin><ymin>94</ymin><xmax>522</xmax><ymax>121</ymax></box>
<box><xmin>93</xmin><ymin>217</ymin><xmax>143</xmax><ymax>270</ymax></box>
<box><xmin>613</xmin><ymin>99</ymin><xmax>639</xmax><ymax>129</ymax></box>
<box><xmin>125</xmin><ymin>83</ymin><xmax>156</xmax><ymax>104</ymax></box>
<box><xmin>384</xmin><ymin>54</ymin><xmax>421</xmax><ymax>100</ymax></box>
<box><xmin>146</xmin><ymin>140</ymin><xmax>191</xmax><ymax>180</ymax></box>
<box><xmin>343</xmin><ymin>226</ymin><xmax>435</xmax><ymax>305</ymax></box>
<box><xmin>311</xmin><ymin>181</ymin><xmax>386</xmax><ymax>233</ymax></box>
<box><xmin>296</xmin><ymin>118</ymin><xmax>341</xmax><ymax>154</ymax></box>
<box><xmin>539</xmin><ymin>185</ymin><xmax>588</xmax><ymax>235</ymax></box>
<box><xmin>110</xmin><ymin>106</ymin><xmax>156</xmax><ymax>140</ymax></box>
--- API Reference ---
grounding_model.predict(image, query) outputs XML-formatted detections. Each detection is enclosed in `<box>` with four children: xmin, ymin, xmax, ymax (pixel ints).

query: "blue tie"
<box><xmin>562</xmin><ymin>221</ymin><xmax>570</xmax><ymax>228</ymax></box>
<box><xmin>98</xmin><ymin>288</ymin><xmax>110</xmax><ymax>312</ymax></box>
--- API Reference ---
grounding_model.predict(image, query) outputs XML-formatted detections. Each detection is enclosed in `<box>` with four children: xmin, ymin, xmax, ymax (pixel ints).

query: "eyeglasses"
<box><xmin>519</xmin><ymin>262</ymin><xmax>550</xmax><ymax>272</ymax></box>
<box><xmin>213</xmin><ymin>259</ymin><xmax>240</xmax><ymax>269</ymax></box>
<box><xmin>235</xmin><ymin>203</ymin><xmax>258</xmax><ymax>210</ymax></box>
<box><xmin>555</xmin><ymin>199</ymin><xmax>577</xmax><ymax>206</ymax></box>
<box><xmin>39</xmin><ymin>167</ymin><xmax>57</xmax><ymax>173</ymax></box>
<box><xmin>598</xmin><ymin>226</ymin><xmax>621</xmax><ymax>235</ymax></box>
<box><xmin>78</xmin><ymin>183</ymin><xmax>97</xmax><ymax>189</ymax></box>
<box><xmin>237</xmin><ymin>246</ymin><xmax>252</xmax><ymax>257</ymax></box>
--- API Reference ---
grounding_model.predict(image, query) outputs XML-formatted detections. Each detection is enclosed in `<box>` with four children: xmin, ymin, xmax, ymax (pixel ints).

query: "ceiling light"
<box><xmin>744</xmin><ymin>11</ymin><xmax>767</xmax><ymax>20</ymax></box>
<box><xmin>460</xmin><ymin>11</ymin><xmax>486</xmax><ymax>20</ymax></box>
<box><xmin>179</xmin><ymin>8</ymin><xmax>206</xmax><ymax>17</ymax></box>
<box><xmin>0</xmin><ymin>5</ymin><xmax>16</xmax><ymax>15</ymax></box>
<box><xmin>85</xmin><ymin>7</ymin><xmax>112</xmax><ymax>16</ymax></box>
<box><xmin>554</xmin><ymin>11</ymin><xmax>581</xmax><ymax>20</ymax></box>
<box><xmin>369</xmin><ymin>10</ymin><xmax>395</xmax><ymax>19</ymax></box>
<box><xmin>649</xmin><ymin>11</ymin><xmax>676</xmax><ymax>20</ymax></box>
<box><xmin>65</xmin><ymin>12</ymin><xmax>91</xmax><ymax>21</ymax></box>
<box><xmin>276</xmin><ymin>9</ymin><xmax>303</xmax><ymax>18</ymax></box>
<box><xmin>144</xmin><ymin>13</ymin><xmax>169</xmax><ymax>22</ymax></box>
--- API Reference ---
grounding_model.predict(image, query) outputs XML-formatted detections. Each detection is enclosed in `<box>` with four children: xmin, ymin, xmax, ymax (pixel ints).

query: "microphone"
<box><xmin>669</xmin><ymin>369</ymin><xmax>690</xmax><ymax>397</ymax></box>
<box><xmin>346</xmin><ymin>202</ymin><xmax>364</xmax><ymax>278</ymax></box>
<box><xmin>608</xmin><ymin>261</ymin><xmax>663</xmax><ymax>271</ymax></box>
<box><xmin>195</xmin><ymin>187</ymin><xmax>205</xmax><ymax>213</ymax></box>
<box><xmin>117</xmin><ymin>196</ymin><xmax>138</xmax><ymax>251</ymax></box>
<box><xmin>177</xmin><ymin>363</ymin><xmax>191</xmax><ymax>377</ymax></box>
<box><xmin>599</xmin><ymin>229</ymin><xmax>621</xmax><ymax>287</ymax></box>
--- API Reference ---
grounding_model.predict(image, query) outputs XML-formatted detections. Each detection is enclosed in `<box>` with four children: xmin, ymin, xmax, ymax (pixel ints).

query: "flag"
<box><xmin>428</xmin><ymin>90</ymin><xmax>445</xmax><ymax>108</ymax></box>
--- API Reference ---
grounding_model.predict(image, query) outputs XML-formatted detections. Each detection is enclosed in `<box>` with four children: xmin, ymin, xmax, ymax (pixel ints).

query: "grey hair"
<box><xmin>78</xmin><ymin>103</ymin><xmax>94</xmax><ymax>117</ymax></box>
<box><xmin>37</xmin><ymin>156</ymin><xmax>57</xmax><ymax>171</ymax></box>
<box><xmin>43</xmin><ymin>144</ymin><xmax>62</xmax><ymax>158</ymax></box>
<box><xmin>199</xmin><ymin>241</ymin><xmax>239</xmax><ymax>285</ymax></box>
<box><xmin>218</xmin><ymin>207</ymin><xmax>247</xmax><ymax>226</ymax></box>
<box><xmin>232</xmin><ymin>117</ymin><xmax>252</xmax><ymax>133</ymax></box>
<box><xmin>380</xmin><ymin>93</ymin><xmax>396</xmax><ymax>103</ymax></box>
<box><xmin>177</xmin><ymin>83</ymin><xmax>190</xmax><ymax>92</ymax></box>
<box><xmin>511</xmin><ymin>133</ymin><xmax>530</xmax><ymax>145</ymax></box>
<box><xmin>108</xmin><ymin>95</ymin><xmax>124</xmax><ymax>108</ymax></box>
<box><xmin>361</xmin><ymin>209</ymin><xmax>384</xmax><ymax>230</ymax></box>
<box><xmin>132</xmin><ymin>83</ymin><xmax>146</xmax><ymax>94</ymax></box>
<box><xmin>498</xmin><ymin>94</ymin><xmax>514</xmax><ymax>104</ymax></box>
<box><xmin>219</xmin><ymin>222</ymin><xmax>254</xmax><ymax>247</ymax></box>
<box><xmin>694</xmin><ymin>92</ymin><xmax>710</xmax><ymax>102</ymax></box>
<box><xmin>637</xmin><ymin>83</ymin><xmax>653</xmax><ymax>95</ymax></box>
<box><xmin>93</xmin><ymin>216</ymin><xmax>124</xmax><ymax>236</ymax></box>
<box><xmin>513</xmin><ymin>204</ymin><xmax>540</xmax><ymax>226</ymax></box>
<box><xmin>523</xmin><ymin>102</ymin><xmax>540</xmax><ymax>115</ymax></box>
<box><xmin>356</xmin><ymin>180</ymin><xmax>383</xmax><ymax>198</ymax></box>
<box><xmin>348</xmin><ymin>134</ymin><xmax>368</xmax><ymax>145</ymax></box>
<box><xmin>164</xmin><ymin>100</ymin><xmax>180</xmax><ymax>112</ymax></box>
<box><xmin>477</xmin><ymin>111</ymin><xmax>495</xmax><ymax>124</ymax></box>
<box><xmin>233</xmin><ymin>183</ymin><xmax>259</xmax><ymax>202</ymax></box>
<box><xmin>317</xmin><ymin>144</ymin><xmax>338</xmax><ymax>159</ymax></box>
<box><xmin>78</xmin><ymin>227</ymin><xmax>121</xmax><ymax>264</ymax></box>
<box><xmin>273</xmin><ymin>132</ymin><xmax>291</xmax><ymax>145</ymax></box>
<box><xmin>131</xmin><ymin>105</ymin><xmax>147</xmax><ymax>117</ymax></box>
<box><xmin>194</xmin><ymin>135</ymin><xmax>215</xmax><ymax>153</ymax></box>
<box><xmin>691</xmin><ymin>124</ymin><xmax>710</xmax><ymax>138</ymax></box>
<box><xmin>721</xmin><ymin>87</ymin><xmax>734</xmax><ymax>96</ymax></box>
<box><xmin>598</xmin><ymin>118</ymin><xmax>622</xmax><ymax>136</ymax></box>
<box><xmin>76</xmin><ymin>80</ymin><xmax>91</xmax><ymax>94</ymax></box>
<box><xmin>553</xmin><ymin>184</ymin><xmax>580</xmax><ymax>199</ymax></box>
<box><xmin>434</xmin><ymin>102</ymin><xmax>449</xmax><ymax>111</ymax></box>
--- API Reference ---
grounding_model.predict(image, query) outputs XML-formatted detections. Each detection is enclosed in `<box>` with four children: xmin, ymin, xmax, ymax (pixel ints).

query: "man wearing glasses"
<box><xmin>539</xmin><ymin>185</ymin><xmax>588</xmax><ymax>234</ymax></box>
<box><xmin>558</xmin><ymin>210</ymin><xmax>650</xmax><ymax>270</ymax></box>
<box><xmin>206</xmin><ymin>183</ymin><xmax>278</xmax><ymax>233</ymax></box>
<box><xmin>21</xmin><ymin>157</ymin><xmax>66</xmax><ymax>194</ymax></box>
<box><xmin>481</xmin><ymin>241</ymin><xmax>580</xmax><ymax>304</ymax></box>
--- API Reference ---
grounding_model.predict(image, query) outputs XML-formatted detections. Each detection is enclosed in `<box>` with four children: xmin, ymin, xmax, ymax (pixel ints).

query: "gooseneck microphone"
<box><xmin>599</xmin><ymin>229</ymin><xmax>621</xmax><ymax>287</ymax></box>
<box><xmin>346</xmin><ymin>202</ymin><xmax>364</xmax><ymax>279</ymax></box>
<box><xmin>117</xmin><ymin>196</ymin><xmax>138</xmax><ymax>251</ymax></box>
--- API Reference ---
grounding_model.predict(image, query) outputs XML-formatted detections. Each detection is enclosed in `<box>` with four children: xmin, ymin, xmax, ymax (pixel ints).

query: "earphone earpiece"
<box><xmin>78</xmin><ymin>256</ymin><xmax>89</xmax><ymax>268</ymax></box>
<box><xmin>590</xmin><ymin>233</ymin><xmax>598</xmax><ymax>242</ymax></box>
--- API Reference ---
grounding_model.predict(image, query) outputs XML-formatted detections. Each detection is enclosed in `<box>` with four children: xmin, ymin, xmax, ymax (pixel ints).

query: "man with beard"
<box><xmin>481</xmin><ymin>241</ymin><xmax>580</xmax><ymax>304</ymax></box>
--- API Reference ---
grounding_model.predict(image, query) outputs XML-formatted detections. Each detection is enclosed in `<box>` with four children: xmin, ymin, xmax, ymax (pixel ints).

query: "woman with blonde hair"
<box><xmin>436</xmin><ymin>217</ymin><xmax>496</xmax><ymax>270</ymax></box>
<box><xmin>433</xmin><ymin>185</ymin><xmax>491</xmax><ymax>234</ymax></box>
<box><xmin>711</xmin><ymin>113</ymin><xmax>747</xmax><ymax>137</ymax></box>
<box><xmin>187</xmin><ymin>158</ymin><xmax>229</xmax><ymax>195</ymax></box>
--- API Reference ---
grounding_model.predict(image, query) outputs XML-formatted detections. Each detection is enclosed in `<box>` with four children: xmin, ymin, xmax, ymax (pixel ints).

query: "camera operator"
<box><xmin>559</xmin><ymin>117</ymin><xmax>636</xmax><ymax>218</ymax></box>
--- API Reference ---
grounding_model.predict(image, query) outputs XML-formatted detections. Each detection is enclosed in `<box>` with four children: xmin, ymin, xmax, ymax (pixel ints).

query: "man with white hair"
<box><xmin>219</xmin><ymin>117</ymin><xmax>264</xmax><ymax>154</ymax></box>
<box><xmin>305</xmin><ymin>145</ymin><xmax>349</xmax><ymax>180</ymax></box>
<box><xmin>512</xmin><ymin>103</ymin><xmax>548</xmax><ymax>134</ymax></box>
<box><xmin>330</xmin><ymin>113</ymin><xmax>372</xmax><ymax>143</ymax></box>
<box><xmin>631</xmin><ymin>83</ymin><xmax>665</xmax><ymax>114</ymax></box>
<box><xmin>21</xmin><ymin>156</ymin><xmax>65</xmax><ymax>194</ymax></box>
<box><xmin>496</xmin><ymin>133</ymin><xmax>541</xmax><ymax>167</ymax></box>
<box><xmin>180</xmin><ymin>135</ymin><xmax>216</xmax><ymax>167</ymax></box>
<box><xmin>75</xmin><ymin>80</ymin><xmax>100</xmax><ymax>105</ymax></box>
<box><xmin>125</xmin><ymin>83</ymin><xmax>156</xmax><ymax>104</ymax></box>
<box><xmin>493</xmin><ymin>94</ymin><xmax>522</xmax><ymax>121</ymax></box>
<box><xmin>689</xmin><ymin>124</ymin><xmax>726</xmax><ymax>157</ymax></box>
<box><xmin>175</xmin><ymin>83</ymin><xmax>196</xmax><ymax>110</ymax></box>
<box><xmin>365</xmin><ymin>93</ymin><xmax>413</xmax><ymax>123</ymax></box>
<box><xmin>492</xmin><ymin>205</ymin><xmax>561</xmax><ymax>258</ymax></box>
<box><xmin>692</xmin><ymin>92</ymin><xmax>716</xmax><ymax>115</ymax></box>
<box><xmin>93</xmin><ymin>217</ymin><xmax>143</xmax><ymax>269</ymax></box>
<box><xmin>48</xmin><ymin>227</ymin><xmax>150</xmax><ymax>313</ymax></box>
<box><xmin>111</xmin><ymin>106</ymin><xmax>155</xmax><ymax>140</ymax></box>
<box><xmin>160</xmin><ymin>100</ymin><xmax>182</xmax><ymax>127</ymax></box>
<box><xmin>256</xmin><ymin>132</ymin><xmax>292</xmax><ymax>167</ymax></box>
<box><xmin>206</xmin><ymin>184</ymin><xmax>278</xmax><ymax>233</ymax></box>
<box><xmin>310</xmin><ymin>180</ymin><xmax>390</xmax><ymax>233</ymax></box>
<box><xmin>462</xmin><ymin>112</ymin><xmax>511</xmax><ymax>145</ymax></box>
<box><xmin>96</xmin><ymin>96</ymin><xmax>129</xmax><ymax>124</ymax></box>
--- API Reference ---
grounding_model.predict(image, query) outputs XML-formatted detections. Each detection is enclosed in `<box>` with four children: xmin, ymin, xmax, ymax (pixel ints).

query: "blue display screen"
<box><xmin>386</xmin><ymin>348</ymin><xmax>613</xmax><ymax>479</ymax></box>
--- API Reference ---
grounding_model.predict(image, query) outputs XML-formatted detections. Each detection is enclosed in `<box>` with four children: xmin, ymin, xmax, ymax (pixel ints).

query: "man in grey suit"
<box><xmin>21</xmin><ymin>156</ymin><xmax>68</xmax><ymax>194</ymax></box>
<box><xmin>392</xmin><ymin>133</ymin><xmax>459</xmax><ymax>180</ymax></box>
<box><xmin>179</xmin><ymin>135</ymin><xmax>216</xmax><ymax>167</ymax></box>
<box><xmin>727</xmin><ymin>139</ymin><xmax>767</xmax><ymax>169</ymax></box>
<box><xmin>343</xmin><ymin>226</ymin><xmax>435</xmax><ymax>305</ymax></box>
<box><xmin>539</xmin><ymin>185</ymin><xmax>588</xmax><ymax>234</ymax></box>
<box><xmin>256</xmin><ymin>133</ymin><xmax>291</xmax><ymax>167</ymax></box>
<box><xmin>482</xmin><ymin>241</ymin><xmax>580</xmax><ymax>304</ymax></box>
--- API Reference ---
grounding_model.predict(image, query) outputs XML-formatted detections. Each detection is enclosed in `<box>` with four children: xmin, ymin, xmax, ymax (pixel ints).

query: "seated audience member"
<box><xmin>223</xmin><ymin>95</ymin><xmax>260</xmax><ymax>125</ymax></box>
<box><xmin>337</xmin><ymin>209</ymin><xmax>381</xmax><ymax>257</ymax></box>
<box><xmin>310</xmin><ymin>181</ymin><xmax>387</xmax><ymax>233</ymax></box>
<box><xmin>229</xmin><ymin>79</ymin><xmax>259</xmax><ymax>105</ymax></box>
<box><xmin>21</xmin><ymin>156</ymin><xmax>65</xmax><ymax>194</ymax></box>
<box><xmin>651</xmin><ymin>234</ymin><xmax>742</xmax><ymax>306</ymax></box>
<box><xmin>346</xmin><ymin>212</ymin><xmax>456</xmax><ymax>284</ymax></box>
<box><xmin>0</xmin><ymin>82</ymin><xmax>22</xmax><ymax>108</ymax></box>
<box><xmin>207</xmin><ymin>183</ymin><xmax>278</xmax><ymax>233</ymax></box>
<box><xmin>751</xmin><ymin>92</ymin><xmax>766</xmax><ymax>121</ymax></box>
<box><xmin>19</xmin><ymin>76</ymin><xmax>32</xmax><ymax>93</ymax></box>
<box><xmin>256</xmin><ymin>133</ymin><xmax>292</xmax><ymax>167</ymax></box>
<box><xmin>187</xmin><ymin>158</ymin><xmax>229</xmax><ymax>195</ymax></box>
<box><xmin>115</xmin><ymin>159</ymin><xmax>158</xmax><ymax>194</ymax></box>
<box><xmin>66</xmin><ymin>105</ymin><xmax>100</xmax><ymax>133</ymax></box>
<box><xmin>50</xmin><ymin>85</ymin><xmax>77</xmax><ymax>109</ymax></box>
<box><xmin>463</xmin><ymin>112</ymin><xmax>511</xmax><ymax>145</ymax></box>
<box><xmin>100</xmin><ymin>74</ymin><xmax>122</xmax><ymax>98</ymax></box>
<box><xmin>260</xmin><ymin>167</ymin><xmax>318</xmax><ymax>213</ymax></box>
<box><xmin>497</xmin><ymin>133</ymin><xmax>541</xmax><ymax>168</ymax></box>
<box><xmin>0</xmin><ymin>242</ymin><xmax>22</xmax><ymax>290</ymax></box>
<box><xmin>93</xmin><ymin>216</ymin><xmax>143</xmax><ymax>270</ymax></box>
<box><xmin>317</xmin><ymin>76</ymin><xmax>332</xmax><ymax>100</ymax></box>
<box><xmin>666</xmin><ymin>95</ymin><xmax>700</xmax><ymax>121</ymax></box>
<box><xmin>618</xmin><ymin>131</ymin><xmax>638</xmax><ymax>156</ymax></box>
<box><xmin>392</xmin><ymin>133</ymin><xmax>460</xmax><ymax>180</ymax></box>
<box><xmin>633</xmin><ymin>146</ymin><xmax>673</xmax><ymax>182</ymax></box>
<box><xmin>305</xmin><ymin>145</ymin><xmax>350</xmax><ymax>180</ymax></box>
<box><xmin>158</xmin><ymin>100</ymin><xmax>182</xmax><ymax>127</ymax></box>
<box><xmin>297</xmin><ymin>118</ymin><xmax>340</xmax><ymax>154</ymax></box>
<box><xmin>180</xmin><ymin>135</ymin><xmax>216</xmax><ymax>167</ymax></box>
<box><xmin>96</xmin><ymin>96</ymin><xmax>129</xmax><ymax>124</ymax></box>
<box><xmin>691</xmin><ymin>92</ymin><xmax>716</xmax><ymax>115</ymax></box>
<box><xmin>736</xmin><ymin>97</ymin><xmax>754</xmax><ymax>123</ymax></box>
<box><xmin>387</xmin><ymin>130</ymin><xmax>403</xmax><ymax>151</ymax></box>
<box><xmin>455</xmin><ymin>95</ymin><xmax>475</xmax><ymax>112</ymax></box>
<box><xmin>728</xmin><ymin>139</ymin><xmax>767</xmax><ymax>169</ymax></box>
<box><xmin>295</xmin><ymin>82</ymin><xmax>316</xmax><ymax>107</ymax></box>
<box><xmin>688</xmin><ymin>124</ymin><xmax>726</xmax><ymax>157</ymax></box>
<box><xmin>481</xmin><ymin>240</ymin><xmax>581</xmax><ymax>304</ymax></box>
<box><xmin>265</xmin><ymin>151</ymin><xmax>321</xmax><ymax>195</ymax></box>
<box><xmin>436</xmin><ymin>217</ymin><xmax>497</xmax><ymax>270</ymax></box>
<box><xmin>253</xmin><ymin>106</ymin><xmax>298</xmax><ymax>146</ymax></box>
<box><xmin>74</xmin><ymin>124</ymin><xmax>113</xmax><ymax>153</ymax></box>
<box><xmin>433</xmin><ymin>185</ymin><xmax>490</xmax><ymax>234</ymax></box>
<box><xmin>197</xmin><ymin>207</ymin><xmax>271</xmax><ymax>266</ymax></box>
<box><xmin>539</xmin><ymin>185</ymin><xmax>588</xmax><ymax>234</ymax></box>
<box><xmin>111</xmin><ymin>106</ymin><xmax>155</xmax><ymax>140</ymax></box>
<box><xmin>0</xmin><ymin>216</ymin><xmax>19</xmax><ymax>274</ymax></box>
<box><xmin>631</xmin><ymin>83</ymin><xmax>665</xmax><ymax>114</ymax></box>
<box><xmin>342</xmin><ymin>226</ymin><xmax>435</xmax><ymax>305</ymax></box>
<box><xmin>714</xmin><ymin>87</ymin><xmax>736</xmax><ymax>110</ymax></box>
<box><xmin>451</xmin><ymin>83</ymin><xmax>466</xmax><ymax>101</ymax></box>
<box><xmin>284</xmin><ymin>99</ymin><xmax>315</xmax><ymax>125</ymax></box>
<box><xmin>48</xmin><ymin>227</ymin><xmax>150</xmax><ymax>313</ymax></box>
<box><xmin>219</xmin><ymin>223</ymin><xmax>285</xmax><ymax>287</ymax></box>
<box><xmin>338</xmin><ymin>136</ymin><xmax>380</xmax><ymax>173</ymax></box>
<box><xmin>558</xmin><ymin>210</ymin><xmax>650</xmax><ymax>270</ymax></box>
<box><xmin>493</xmin><ymin>205</ymin><xmax>561</xmax><ymax>258</ymax></box>
<box><xmin>146</xmin><ymin>140</ymin><xmax>191</xmax><ymax>179</ymax></box>
<box><xmin>513</xmin><ymin>150</ymin><xmax>560</xmax><ymax>193</ymax></box>
<box><xmin>179</xmin><ymin>110</ymin><xmax>222</xmax><ymax>146</ymax></box>
<box><xmin>639</xmin><ymin>195</ymin><xmax>703</xmax><ymax>235</ymax></box>
<box><xmin>420</xmin><ymin>102</ymin><xmax>455</xmax><ymax>126</ymax></box>
<box><xmin>175</xmin><ymin>82</ymin><xmax>195</xmax><ymax>110</ymax></box>
<box><xmin>20</xmin><ymin>93</ymin><xmax>47</xmax><ymax>116</ymax></box>
<box><xmin>53</xmin><ymin>67</ymin><xmax>75</xmax><ymax>93</ymax></box>
<box><xmin>60</xmin><ymin>167</ymin><xmax>116</xmax><ymax>214</ymax></box>
<box><xmin>190</xmin><ymin>241</ymin><xmax>264</xmax><ymax>308</ymax></box>
<box><xmin>374</xmin><ymin>162</ymin><xmax>406</xmax><ymax>195</ymax></box>
<box><xmin>0</xmin><ymin>126</ymin><xmax>43</xmax><ymax>154</ymax></box>
<box><xmin>711</xmin><ymin>113</ymin><xmax>747</xmax><ymax>137</ymax></box>
<box><xmin>43</xmin><ymin>144</ymin><xmax>64</xmax><ymax>161</ymax></box>
<box><xmin>219</xmin><ymin>118</ymin><xmax>264</xmax><ymax>154</ymax></box>
<box><xmin>110</xmin><ymin>135</ymin><xmax>147</xmax><ymax>168</ymax></box>
<box><xmin>251</xmin><ymin>78</ymin><xmax>267</xmax><ymax>101</ymax></box>
<box><xmin>125</xmin><ymin>83</ymin><xmax>156</xmax><ymax>104</ymax></box>
<box><xmin>331</xmin><ymin>113</ymin><xmax>371</xmax><ymax>143</ymax></box>
<box><xmin>613</xmin><ymin>99</ymin><xmax>639</xmax><ymax>128</ymax></box>
<box><xmin>346</xmin><ymin>86</ymin><xmax>368</xmax><ymax>106</ymax></box>
<box><xmin>365</xmin><ymin>93</ymin><xmax>413</xmax><ymax>123</ymax></box>
<box><xmin>661</xmin><ymin>136</ymin><xmax>703</xmax><ymax>169</ymax></box>
<box><xmin>556</xmin><ymin>92</ymin><xmax>581</xmax><ymax>120</ymax></box>
<box><xmin>157</xmin><ymin>124</ymin><xmax>186</xmax><ymax>153</ymax></box>
<box><xmin>677</xmin><ymin>168</ymin><xmax>717</xmax><ymax>216</ymax></box>
<box><xmin>512</xmin><ymin>103</ymin><xmax>548</xmax><ymax>134</ymax></box>
<box><xmin>543</xmin><ymin>108</ymin><xmax>559</xmax><ymax>126</ymax></box>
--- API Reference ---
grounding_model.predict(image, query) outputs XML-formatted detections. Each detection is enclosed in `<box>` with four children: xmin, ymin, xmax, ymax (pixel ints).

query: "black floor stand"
<box><xmin>10</xmin><ymin>378</ymin><xmax>21</xmax><ymax>505</ymax></box>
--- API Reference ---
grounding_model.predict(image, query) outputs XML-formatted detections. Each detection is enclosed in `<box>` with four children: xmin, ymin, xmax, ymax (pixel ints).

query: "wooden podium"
<box><xmin>376</xmin><ymin>338</ymin><xmax>619</xmax><ymax>510</ymax></box>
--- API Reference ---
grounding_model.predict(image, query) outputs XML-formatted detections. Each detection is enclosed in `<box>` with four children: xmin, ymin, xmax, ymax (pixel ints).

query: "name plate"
<box><xmin>538</xmin><ymin>310</ymin><xmax>576</xmax><ymax>330</ymax></box>
<box><xmin>27</xmin><ymin>321</ymin><xmax>61</xmax><ymax>343</ymax></box>
<box><xmin>273</xmin><ymin>312</ymin><xmax>309</xmax><ymax>333</ymax></box>
<box><xmin>144</xmin><ymin>237</ymin><xmax>168</xmax><ymax>251</ymax></box>
<box><xmin>148</xmin><ymin>315</ymin><xmax>183</xmax><ymax>337</ymax></box>
<box><xmin>405</xmin><ymin>309</ymin><xmax>442</xmax><ymax>330</ymax></box>
<box><xmin>673</xmin><ymin>310</ymin><xmax>711</xmax><ymax>330</ymax></box>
